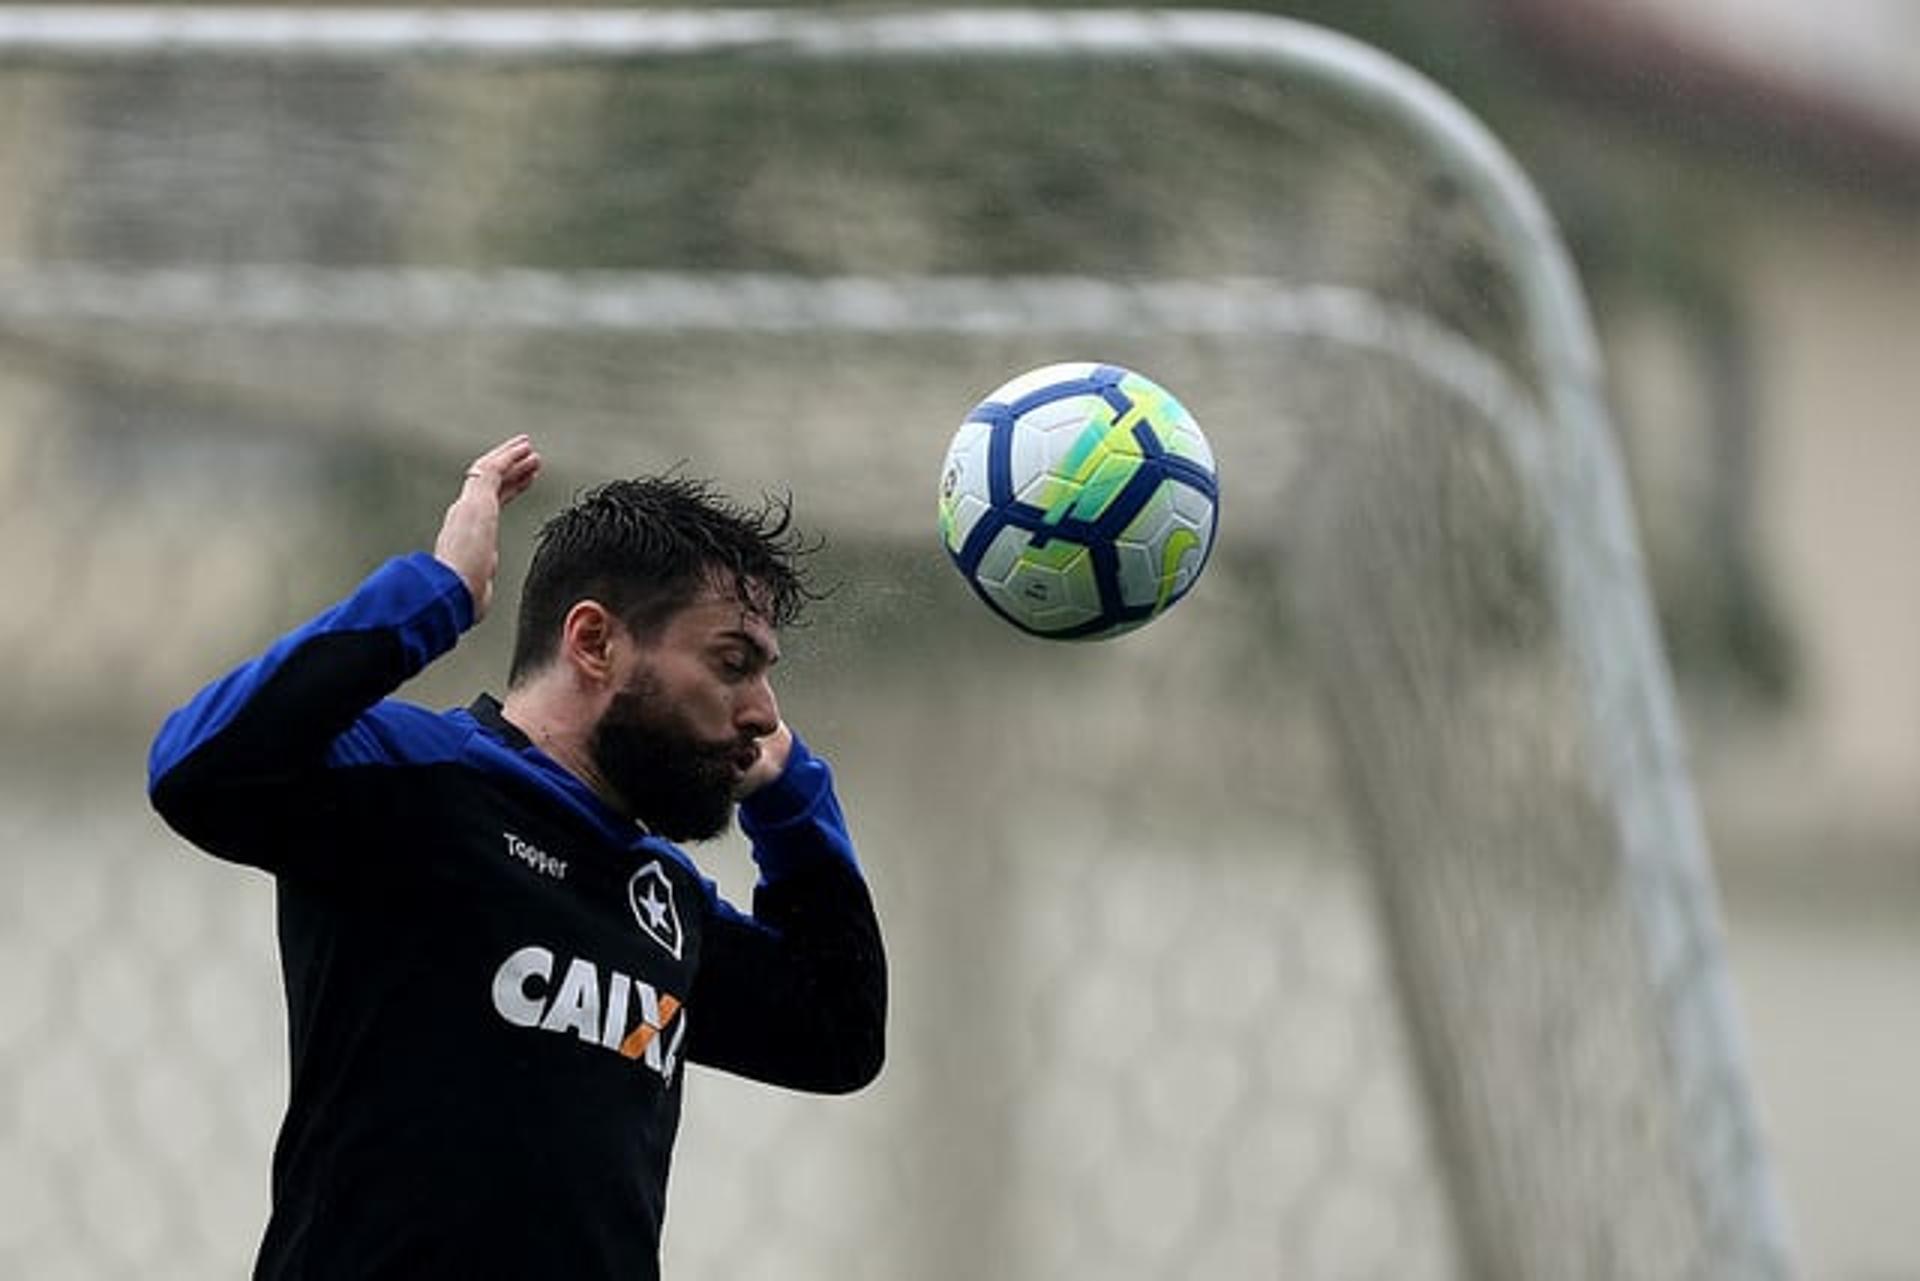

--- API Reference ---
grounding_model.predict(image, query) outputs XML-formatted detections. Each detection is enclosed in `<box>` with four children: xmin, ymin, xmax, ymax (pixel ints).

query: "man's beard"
<box><xmin>590</xmin><ymin>673</ymin><xmax>744</xmax><ymax>842</ymax></box>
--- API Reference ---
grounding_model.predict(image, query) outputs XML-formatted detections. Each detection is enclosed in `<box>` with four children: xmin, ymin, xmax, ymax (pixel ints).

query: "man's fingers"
<box><xmin>465</xmin><ymin>435</ymin><xmax>532</xmax><ymax>477</ymax></box>
<box><xmin>461</xmin><ymin>436</ymin><xmax>541</xmax><ymax>504</ymax></box>
<box><xmin>437</xmin><ymin>436</ymin><xmax>538</xmax><ymax>624</ymax></box>
<box><xmin>498</xmin><ymin>450</ymin><xmax>542</xmax><ymax>505</ymax></box>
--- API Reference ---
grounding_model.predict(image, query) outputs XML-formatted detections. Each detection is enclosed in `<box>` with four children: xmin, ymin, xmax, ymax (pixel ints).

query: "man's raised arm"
<box><xmin>147</xmin><ymin>437</ymin><xmax>540</xmax><ymax>868</ymax></box>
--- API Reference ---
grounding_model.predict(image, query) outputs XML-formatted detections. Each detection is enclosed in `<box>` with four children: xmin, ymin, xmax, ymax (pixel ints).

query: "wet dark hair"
<box><xmin>508</xmin><ymin>474</ymin><xmax>818</xmax><ymax>686</ymax></box>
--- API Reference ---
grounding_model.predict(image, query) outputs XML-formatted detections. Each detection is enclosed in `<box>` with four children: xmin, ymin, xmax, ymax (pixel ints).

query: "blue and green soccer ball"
<box><xmin>938</xmin><ymin>362</ymin><xmax>1219</xmax><ymax>641</ymax></box>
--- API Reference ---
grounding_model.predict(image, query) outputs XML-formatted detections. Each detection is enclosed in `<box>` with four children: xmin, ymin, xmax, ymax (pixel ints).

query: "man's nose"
<box><xmin>738</xmin><ymin>676</ymin><xmax>779</xmax><ymax>738</ymax></box>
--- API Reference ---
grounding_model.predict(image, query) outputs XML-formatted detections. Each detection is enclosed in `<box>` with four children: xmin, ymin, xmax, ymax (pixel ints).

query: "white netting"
<box><xmin>0</xmin><ymin>10</ymin><xmax>1788</xmax><ymax>1280</ymax></box>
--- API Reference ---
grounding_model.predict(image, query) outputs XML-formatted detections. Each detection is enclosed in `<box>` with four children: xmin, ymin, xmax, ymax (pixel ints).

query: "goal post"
<box><xmin>0</xmin><ymin>9</ymin><xmax>1792</xmax><ymax>1279</ymax></box>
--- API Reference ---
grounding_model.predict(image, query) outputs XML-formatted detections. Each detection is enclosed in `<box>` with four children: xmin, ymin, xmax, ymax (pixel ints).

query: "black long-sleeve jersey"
<box><xmin>148</xmin><ymin>553</ymin><xmax>885</xmax><ymax>1280</ymax></box>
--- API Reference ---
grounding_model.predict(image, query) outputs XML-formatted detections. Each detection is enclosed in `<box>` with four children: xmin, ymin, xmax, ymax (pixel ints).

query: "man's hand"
<box><xmin>435</xmin><ymin>435</ymin><xmax>542</xmax><ymax>623</ymax></box>
<box><xmin>737</xmin><ymin>721</ymin><xmax>794</xmax><ymax>798</ymax></box>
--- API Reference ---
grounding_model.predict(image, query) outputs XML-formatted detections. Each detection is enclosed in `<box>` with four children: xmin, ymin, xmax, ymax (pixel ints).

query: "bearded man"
<box><xmin>149</xmin><ymin>436</ymin><xmax>886</xmax><ymax>1280</ymax></box>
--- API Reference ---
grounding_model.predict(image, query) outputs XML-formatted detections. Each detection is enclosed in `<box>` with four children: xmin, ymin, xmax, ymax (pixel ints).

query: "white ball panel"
<box><xmin>1114</xmin><ymin>539</ymin><xmax>1157</xmax><ymax>608</ymax></box>
<box><xmin>939</xmin><ymin>418</ymin><xmax>996</xmax><ymax>551</ymax></box>
<box><xmin>1156</xmin><ymin>416</ymin><xmax>1216</xmax><ymax>472</ymax></box>
<box><xmin>975</xmin><ymin>527</ymin><xmax>1104</xmax><ymax>633</ymax></box>
<box><xmin>1164</xmin><ymin>505</ymin><xmax>1214</xmax><ymax>599</ymax></box>
<box><xmin>1013</xmin><ymin>471</ymin><xmax>1057</xmax><ymax>510</ymax></box>
<box><xmin>945</xmin><ymin>493</ymin><xmax>992</xmax><ymax>554</ymax></box>
<box><xmin>1170</xmin><ymin>478</ymin><xmax>1217</xmax><ymax>526</ymax></box>
<box><xmin>972</xmin><ymin>524</ymin><xmax>1027</xmax><ymax>587</ymax></box>
<box><xmin>1111</xmin><ymin>479</ymin><xmax>1216</xmax><ymax>609</ymax></box>
<box><xmin>1011</xmin><ymin>396</ymin><xmax>1104</xmax><ymax>496</ymax></box>
<box><xmin>1118</xmin><ymin>484</ymin><xmax>1177</xmax><ymax>544</ymax></box>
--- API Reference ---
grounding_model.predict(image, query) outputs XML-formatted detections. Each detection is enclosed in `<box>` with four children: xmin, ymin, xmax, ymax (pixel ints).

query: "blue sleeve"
<box><xmin>686</xmin><ymin>736</ymin><xmax>885</xmax><ymax>1094</ymax></box>
<box><xmin>148</xmin><ymin>553</ymin><xmax>473</xmax><ymax>871</ymax></box>
<box><xmin>736</xmin><ymin>733</ymin><xmax>863</xmax><ymax>887</ymax></box>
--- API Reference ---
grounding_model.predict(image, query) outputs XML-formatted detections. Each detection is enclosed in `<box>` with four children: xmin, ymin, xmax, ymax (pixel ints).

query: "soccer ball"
<box><xmin>938</xmin><ymin>362</ymin><xmax>1219</xmax><ymax>640</ymax></box>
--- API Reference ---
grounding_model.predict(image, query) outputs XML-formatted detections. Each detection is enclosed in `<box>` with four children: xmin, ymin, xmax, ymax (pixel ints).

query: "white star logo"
<box><xmin>638</xmin><ymin>883</ymin><xmax>671</xmax><ymax>931</ymax></box>
<box><xmin>627</xmin><ymin>861</ymin><xmax>683</xmax><ymax>959</ymax></box>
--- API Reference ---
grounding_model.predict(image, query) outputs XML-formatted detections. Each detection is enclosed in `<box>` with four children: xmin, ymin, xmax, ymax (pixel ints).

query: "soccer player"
<box><xmin>148</xmin><ymin>435</ymin><xmax>886</xmax><ymax>1280</ymax></box>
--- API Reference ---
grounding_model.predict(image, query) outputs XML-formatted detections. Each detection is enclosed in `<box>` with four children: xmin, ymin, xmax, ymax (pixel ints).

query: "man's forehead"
<box><xmin>679</xmin><ymin>579</ymin><xmax>779</xmax><ymax>649</ymax></box>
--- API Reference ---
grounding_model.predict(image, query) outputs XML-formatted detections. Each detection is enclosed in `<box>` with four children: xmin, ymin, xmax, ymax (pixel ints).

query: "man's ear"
<box><xmin>558</xmin><ymin>600</ymin><xmax>621</xmax><ymax>684</ymax></box>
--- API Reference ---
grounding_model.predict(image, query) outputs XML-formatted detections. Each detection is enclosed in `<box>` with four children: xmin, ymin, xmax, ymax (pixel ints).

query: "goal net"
<box><xmin>0</xmin><ymin>9</ymin><xmax>1790</xmax><ymax>1280</ymax></box>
